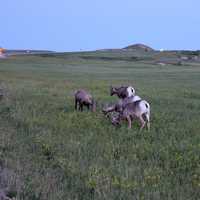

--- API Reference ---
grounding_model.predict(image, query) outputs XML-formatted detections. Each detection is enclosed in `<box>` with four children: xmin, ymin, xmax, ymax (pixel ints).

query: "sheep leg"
<box><xmin>79</xmin><ymin>103</ymin><xmax>83</xmax><ymax>111</ymax></box>
<box><xmin>146</xmin><ymin>113</ymin><xmax>150</xmax><ymax>131</ymax></box>
<box><xmin>75</xmin><ymin>99</ymin><xmax>78</xmax><ymax>110</ymax></box>
<box><xmin>139</xmin><ymin>116</ymin><xmax>146</xmax><ymax>131</ymax></box>
<box><xmin>80</xmin><ymin>104</ymin><xmax>84</xmax><ymax>111</ymax></box>
<box><xmin>142</xmin><ymin>113</ymin><xmax>150</xmax><ymax>131</ymax></box>
<box><xmin>126</xmin><ymin>115</ymin><xmax>132</xmax><ymax>129</ymax></box>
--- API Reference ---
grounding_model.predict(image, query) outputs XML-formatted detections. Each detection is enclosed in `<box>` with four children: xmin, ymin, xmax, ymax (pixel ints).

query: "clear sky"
<box><xmin>1</xmin><ymin>0</ymin><xmax>199</xmax><ymax>52</ymax></box>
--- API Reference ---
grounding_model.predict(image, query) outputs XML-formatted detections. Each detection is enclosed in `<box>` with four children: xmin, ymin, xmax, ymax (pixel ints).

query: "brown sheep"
<box><xmin>74</xmin><ymin>89</ymin><xmax>96</xmax><ymax>112</ymax></box>
<box><xmin>110</xmin><ymin>85</ymin><xmax>135</xmax><ymax>99</ymax></box>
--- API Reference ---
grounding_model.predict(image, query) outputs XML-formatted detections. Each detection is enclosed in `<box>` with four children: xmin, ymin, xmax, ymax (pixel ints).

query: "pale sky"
<box><xmin>1</xmin><ymin>0</ymin><xmax>200</xmax><ymax>51</ymax></box>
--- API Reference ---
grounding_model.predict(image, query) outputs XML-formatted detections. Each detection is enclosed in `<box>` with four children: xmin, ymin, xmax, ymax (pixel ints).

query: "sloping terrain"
<box><xmin>123</xmin><ymin>43</ymin><xmax>154</xmax><ymax>51</ymax></box>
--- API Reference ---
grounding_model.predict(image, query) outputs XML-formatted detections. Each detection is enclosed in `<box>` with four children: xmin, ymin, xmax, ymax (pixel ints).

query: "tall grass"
<box><xmin>0</xmin><ymin>52</ymin><xmax>200</xmax><ymax>199</ymax></box>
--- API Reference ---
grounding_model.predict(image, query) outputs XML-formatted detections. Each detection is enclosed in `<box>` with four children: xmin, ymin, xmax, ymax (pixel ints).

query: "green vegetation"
<box><xmin>0</xmin><ymin>50</ymin><xmax>200</xmax><ymax>199</ymax></box>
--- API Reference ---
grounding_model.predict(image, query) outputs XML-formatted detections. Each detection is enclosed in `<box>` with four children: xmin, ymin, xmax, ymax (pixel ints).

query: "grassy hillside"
<box><xmin>0</xmin><ymin>51</ymin><xmax>200</xmax><ymax>199</ymax></box>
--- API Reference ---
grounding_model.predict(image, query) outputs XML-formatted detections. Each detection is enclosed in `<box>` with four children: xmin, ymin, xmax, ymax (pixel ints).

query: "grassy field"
<box><xmin>0</xmin><ymin>50</ymin><xmax>200</xmax><ymax>199</ymax></box>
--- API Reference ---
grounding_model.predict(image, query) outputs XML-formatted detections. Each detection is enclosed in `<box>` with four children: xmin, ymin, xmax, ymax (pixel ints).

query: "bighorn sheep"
<box><xmin>103</xmin><ymin>85</ymin><xmax>141</xmax><ymax>115</ymax></box>
<box><xmin>74</xmin><ymin>90</ymin><xmax>96</xmax><ymax>112</ymax></box>
<box><xmin>112</xmin><ymin>100</ymin><xmax>150</xmax><ymax>131</ymax></box>
<box><xmin>102</xmin><ymin>95</ymin><xmax>141</xmax><ymax>115</ymax></box>
<box><xmin>110</xmin><ymin>86</ymin><xmax>136</xmax><ymax>99</ymax></box>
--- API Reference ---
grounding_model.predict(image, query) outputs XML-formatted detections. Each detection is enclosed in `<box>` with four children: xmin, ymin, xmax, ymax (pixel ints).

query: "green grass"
<box><xmin>0</xmin><ymin>51</ymin><xmax>200</xmax><ymax>199</ymax></box>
